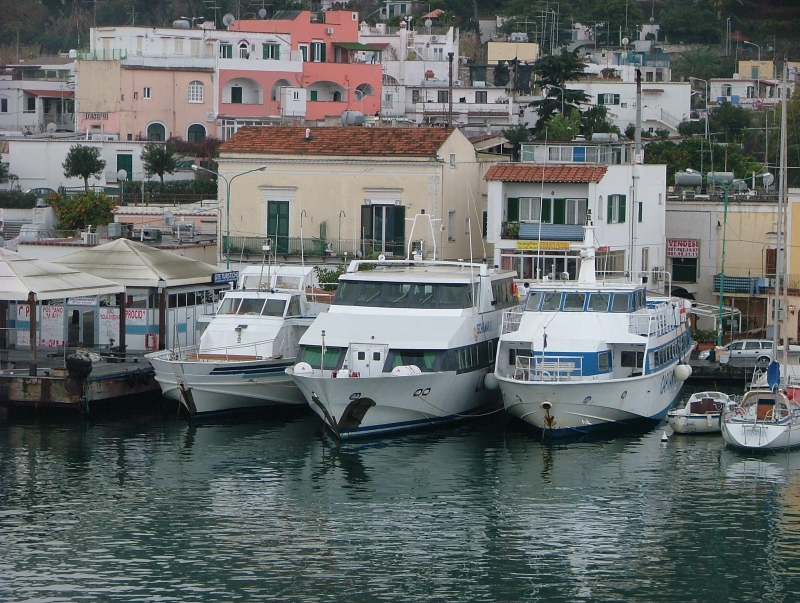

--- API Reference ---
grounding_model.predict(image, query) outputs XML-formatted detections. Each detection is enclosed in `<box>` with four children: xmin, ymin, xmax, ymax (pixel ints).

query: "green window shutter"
<box><xmin>638</xmin><ymin>200</ymin><xmax>643</xmax><ymax>222</ymax></box>
<box><xmin>361</xmin><ymin>204</ymin><xmax>373</xmax><ymax>243</ymax></box>
<box><xmin>274</xmin><ymin>45</ymin><xmax>280</xmax><ymax>60</ymax></box>
<box><xmin>619</xmin><ymin>194</ymin><xmax>627</xmax><ymax>223</ymax></box>
<box><xmin>553</xmin><ymin>199</ymin><xmax>566</xmax><ymax>225</ymax></box>
<box><xmin>262</xmin><ymin>44</ymin><xmax>269</xmax><ymax>59</ymax></box>
<box><xmin>301</xmin><ymin>46</ymin><xmax>308</xmax><ymax>62</ymax></box>
<box><xmin>320</xmin><ymin>43</ymin><xmax>326</xmax><ymax>63</ymax></box>
<box><xmin>607</xmin><ymin>195</ymin><xmax>613</xmax><ymax>222</ymax></box>
<box><xmin>310</xmin><ymin>90</ymin><xmax>318</xmax><ymax>101</ymax></box>
<box><xmin>541</xmin><ymin>198</ymin><xmax>552</xmax><ymax>223</ymax></box>
<box><xmin>393</xmin><ymin>204</ymin><xmax>405</xmax><ymax>249</ymax></box>
<box><xmin>598</xmin><ymin>94</ymin><xmax>605</xmax><ymax>105</ymax></box>
<box><xmin>507</xmin><ymin>197</ymin><xmax>519</xmax><ymax>222</ymax></box>
<box><xmin>614</xmin><ymin>94</ymin><xmax>620</xmax><ymax>105</ymax></box>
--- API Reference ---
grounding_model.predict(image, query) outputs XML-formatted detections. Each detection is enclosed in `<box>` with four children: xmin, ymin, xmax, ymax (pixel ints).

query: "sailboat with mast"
<box><xmin>720</xmin><ymin>62</ymin><xmax>800</xmax><ymax>451</ymax></box>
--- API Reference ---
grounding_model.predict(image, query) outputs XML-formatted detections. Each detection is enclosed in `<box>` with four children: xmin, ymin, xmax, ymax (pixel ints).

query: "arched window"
<box><xmin>239</xmin><ymin>42</ymin><xmax>249</xmax><ymax>59</ymax></box>
<box><xmin>187</xmin><ymin>123</ymin><xmax>206</xmax><ymax>142</ymax></box>
<box><xmin>147</xmin><ymin>122</ymin><xmax>166</xmax><ymax>141</ymax></box>
<box><xmin>188</xmin><ymin>80</ymin><xmax>204</xmax><ymax>103</ymax></box>
<box><xmin>332</xmin><ymin>91</ymin><xmax>342</xmax><ymax>102</ymax></box>
<box><xmin>356</xmin><ymin>83</ymin><xmax>374</xmax><ymax>97</ymax></box>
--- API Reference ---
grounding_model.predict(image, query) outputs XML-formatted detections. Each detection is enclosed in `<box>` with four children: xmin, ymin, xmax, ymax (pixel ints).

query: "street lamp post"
<box><xmin>551</xmin><ymin>85</ymin><xmax>565</xmax><ymax>115</ymax></box>
<box><xmin>686</xmin><ymin>168</ymin><xmax>746</xmax><ymax>346</ymax></box>
<box><xmin>192</xmin><ymin>164</ymin><xmax>267</xmax><ymax>269</ymax></box>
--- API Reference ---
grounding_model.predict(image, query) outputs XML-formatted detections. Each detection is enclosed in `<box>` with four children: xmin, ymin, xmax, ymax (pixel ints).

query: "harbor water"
<box><xmin>2</xmin><ymin>390</ymin><xmax>800</xmax><ymax>602</ymax></box>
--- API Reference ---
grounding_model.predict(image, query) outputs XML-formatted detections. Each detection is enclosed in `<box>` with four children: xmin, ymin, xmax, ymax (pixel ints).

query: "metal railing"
<box><xmin>224</xmin><ymin>236</ymin><xmax>405</xmax><ymax>259</ymax></box>
<box><xmin>514</xmin><ymin>355</ymin><xmax>583</xmax><ymax>382</ymax></box>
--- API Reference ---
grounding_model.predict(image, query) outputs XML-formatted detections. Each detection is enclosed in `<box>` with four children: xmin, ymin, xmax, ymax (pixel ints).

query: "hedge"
<box><xmin>0</xmin><ymin>191</ymin><xmax>38</xmax><ymax>209</ymax></box>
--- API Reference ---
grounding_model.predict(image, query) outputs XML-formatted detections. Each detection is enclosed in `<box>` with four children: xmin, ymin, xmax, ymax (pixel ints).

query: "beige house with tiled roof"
<box><xmin>216</xmin><ymin>125</ymin><xmax>505</xmax><ymax>262</ymax></box>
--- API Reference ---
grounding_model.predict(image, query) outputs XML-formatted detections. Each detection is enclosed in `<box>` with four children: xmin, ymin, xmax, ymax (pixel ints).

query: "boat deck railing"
<box><xmin>502</xmin><ymin>308</ymin><xmax>525</xmax><ymax>334</ymax></box>
<box><xmin>514</xmin><ymin>355</ymin><xmax>583</xmax><ymax>382</ymax></box>
<box><xmin>165</xmin><ymin>338</ymin><xmax>277</xmax><ymax>362</ymax></box>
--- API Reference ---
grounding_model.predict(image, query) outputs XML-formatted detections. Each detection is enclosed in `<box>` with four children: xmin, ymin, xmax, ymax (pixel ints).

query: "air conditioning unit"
<box><xmin>430</xmin><ymin>35</ymin><xmax>438</xmax><ymax>42</ymax></box>
<box><xmin>651</xmin><ymin>267</ymin><xmax>663</xmax><ymax>282</ymax></box>
<box><xmin>326</xmin><ymin>27</ymin><xmax>334</xmax><ymax>35</ymax></box>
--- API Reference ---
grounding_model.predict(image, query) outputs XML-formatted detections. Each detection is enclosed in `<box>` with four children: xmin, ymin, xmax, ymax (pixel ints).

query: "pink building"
<box><xmin>223</xmin><ymin>11</ymin><xmax>382</xmax><ymax>123</ymax></box>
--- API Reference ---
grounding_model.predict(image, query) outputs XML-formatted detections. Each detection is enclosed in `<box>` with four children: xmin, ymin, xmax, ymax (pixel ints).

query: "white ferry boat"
<box><xmin>147</xmin><ymin>265</ymin><xmax>330</xmax><ymax>416</ymax></box>
<box><xmin>495</xmin><ymin>223</ymin><xmax>694</xmax><ymax>437</ymax></box>
<box><xmin>286</xmin><ymin>258</ymin><xmax>519</xmax><ymax>439</ymax></box>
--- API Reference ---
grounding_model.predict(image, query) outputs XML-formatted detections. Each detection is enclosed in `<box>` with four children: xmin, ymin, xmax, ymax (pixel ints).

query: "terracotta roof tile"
<box><xmin>484</xmin><ymin>164</ymin><xmax>608</xmax><ymax>183</ymax></box>
<box><xmin>220</xmin><ymin>126</ymin><xmax>454</xmax><ymax>157</ymax></box>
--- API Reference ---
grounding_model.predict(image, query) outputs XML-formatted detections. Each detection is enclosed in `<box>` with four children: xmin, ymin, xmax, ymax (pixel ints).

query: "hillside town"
<box><xmin>0</xmin><ymin>0</ymin><xmax>798</xmax><ymax>397</ymax></box>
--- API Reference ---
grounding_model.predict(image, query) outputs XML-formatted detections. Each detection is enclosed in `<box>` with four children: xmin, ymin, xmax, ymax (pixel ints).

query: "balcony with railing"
<box><xmin>501</xmin><ymin>221</ymin><xmax>585</xmax><ymax>242</ymax></box>
<box><xmin>223</xmin><ymin>236</ymin><xmax>406</xmax><ymax>259</ymax></box>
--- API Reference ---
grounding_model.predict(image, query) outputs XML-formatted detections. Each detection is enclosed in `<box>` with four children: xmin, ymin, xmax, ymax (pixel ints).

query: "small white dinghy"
<box><xmin>666</xmin><ymin>391</ymin><xmax>733</xmax><ymax>434</ymax></box>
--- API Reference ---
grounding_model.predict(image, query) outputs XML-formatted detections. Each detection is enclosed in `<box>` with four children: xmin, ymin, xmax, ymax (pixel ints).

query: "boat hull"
<box><xmin>291</xmin><ymin>368</ymin><xmax>498</xmax><ymax>439</ymax></box>
<box><xmin>498</xmin><ymin>367</ymin><xmax>684</xmax><ymax>437</ymax></box>
<box><xmin>148</xmin><ymin>354</ymin><xmax>305</xmax><ymax>416</ymax></box>
<box><xmin>721</xmin><ymin>420</ymin><xmax>800</xmax><ymax>450</ymax></box>
<box><xmin>666</xmin><ymin>412</ymin><xmax>721</xmax><ymax>434</ymax></box>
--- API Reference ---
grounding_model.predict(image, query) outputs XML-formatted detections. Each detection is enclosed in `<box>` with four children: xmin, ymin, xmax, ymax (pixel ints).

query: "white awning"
<box><xmin>53</xmin><ymin>238</ymin><xmax>225</xmax><ymax>289</ymax></box>
<box><xmin>0</xmin><ymin>248</ymin><xmax>123</xmax><ymax>302</ymax></box>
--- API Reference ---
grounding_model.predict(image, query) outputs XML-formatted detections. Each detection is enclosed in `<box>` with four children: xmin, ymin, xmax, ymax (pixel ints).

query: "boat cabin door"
<box><xmin>350</xmin><ymin>344</ymin><xmax>388</xmax><ymax>378</ymax></box>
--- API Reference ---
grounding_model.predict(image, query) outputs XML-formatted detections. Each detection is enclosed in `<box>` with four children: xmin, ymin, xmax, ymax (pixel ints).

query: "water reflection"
<box><xmin>2</xmin><ymin>410</ymin><xmax>800</xmax><ymax>601</ymax></box>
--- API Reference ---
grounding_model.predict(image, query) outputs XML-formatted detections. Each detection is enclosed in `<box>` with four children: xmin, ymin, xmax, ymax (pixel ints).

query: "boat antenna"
<box><xmin>773</xmin><ymin>60</ymin><xmax>788</xmax><ymax>361</ymax></box>
<box><xmin>466</xmin><ymin>178</ymin><xmax>487</xmax><ymax>261</ymax></box>
<box><xmin>536</xmin><ymin>128</ymin><xmax>547</xmax><ymax>281</ymax></box>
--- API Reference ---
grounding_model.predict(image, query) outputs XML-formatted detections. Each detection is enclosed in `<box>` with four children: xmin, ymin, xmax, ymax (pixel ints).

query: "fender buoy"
<box><xmin>511</xmin><ymin>282</ymin><xmax>518</xmax><ymax>297</ymax></box>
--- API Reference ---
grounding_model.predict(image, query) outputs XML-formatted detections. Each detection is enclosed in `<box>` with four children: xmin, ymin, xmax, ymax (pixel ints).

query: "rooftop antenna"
<box><xmin>204</xmin><ymin>1</ymin><xmax>221</xmax><ymax>27</ymax></box>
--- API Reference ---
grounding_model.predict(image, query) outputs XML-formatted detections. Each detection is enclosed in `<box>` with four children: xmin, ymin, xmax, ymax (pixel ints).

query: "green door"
<box><xmin>116</xmin><ymin>154</ymin><xmax>133</xmax><ymax>181</ymax></box>
<box><xmin>267</xmin><ymin>201</ymin><xmax>290</xmax><ymax>254</ymax></box>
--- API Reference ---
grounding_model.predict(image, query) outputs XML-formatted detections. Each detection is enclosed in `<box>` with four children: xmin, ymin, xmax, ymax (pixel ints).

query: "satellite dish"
<box><xmin>763</xmin><ymin>173</ymin><xmax>775</xmax><ymax>187</ymax></box>
<box><xmin>116</xmin><ymin>168</ymin><xmax>128</xmax><ymax>181</ymax></box>
<box><xmin>559</xmin><ymin>272</ymin><xmax>570</xmax><ymax>281</ymax></box>
<box><xmin>258</xmin><ymin>8</ymin><xmax>267</xmax><ymax>18</ymax></box>
<box><xmin>378</xmin><ymin>254</ymin><xmax>386</xmax><ymax>261</ymax></box>
<box><xmin>425</xmin><ymin>18</ymin><xmax>432</xmax><ymax>28</ymax></box>
<box><xmin>622</xmin><ymin>37</ymin><xmax>629</xmax><ymax>46</ymax></box>
<box><xmin>163</xmin><ymin>211</ymin><xmax>174</xmax><ymax>226</ymax></box>
<box><xmin>46</xmin><ymin>122</ymin><xmax>57</xmax><ymax>134</ymax></box>
<box><xmin>222</xmin><ymin>13</ymin><xmax>235</xmax><ymax>27</ymax></box>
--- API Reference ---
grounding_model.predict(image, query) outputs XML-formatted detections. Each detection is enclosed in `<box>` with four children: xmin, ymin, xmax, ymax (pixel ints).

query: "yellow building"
<box><xmin>216</xmin><ymin>126</ymin><xmax>500</xmax><ymax>263</ymax></box>
<box><xmin>738</xmin><ymin>60</ymin><xmax>774</xmax><ymax>80</ymax></box>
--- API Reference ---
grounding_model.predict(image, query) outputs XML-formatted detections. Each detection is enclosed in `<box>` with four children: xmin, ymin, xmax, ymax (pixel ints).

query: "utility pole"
<box><xmin>448</xmin><ymin>52</ymin><xmax>454</xmax><ymax>127</ymax></box>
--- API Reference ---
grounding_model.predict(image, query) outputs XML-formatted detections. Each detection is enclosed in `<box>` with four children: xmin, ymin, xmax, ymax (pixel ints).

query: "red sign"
<box><xmin>667</xmin><ymin>239</ymin><xmax>699</xmax><ymax>258</ymax></box>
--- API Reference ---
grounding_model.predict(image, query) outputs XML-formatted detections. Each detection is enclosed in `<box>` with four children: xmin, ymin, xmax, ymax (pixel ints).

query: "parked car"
<box><xmin>24</xmin><ymin>188</ymin><xmax>57</xmax><ymax>205</ymax></box>
<box><xmin>698</xmin><ymin>339</ymin><xmax>773</xmax><ymax>363</ymax></box>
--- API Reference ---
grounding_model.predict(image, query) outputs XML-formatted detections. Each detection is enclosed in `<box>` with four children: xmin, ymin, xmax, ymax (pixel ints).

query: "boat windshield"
<box><xmin>237</xmin><ymin>298</ymin><xmax>265</xmax><ymax>315</ymax></box>
<box><xmin>262</xmin><ymin>299</ymin><xmax>287</xmax><ymax>317</ymax></box>
<box><xmin>386</xmin><ymin>349</ymin><xmax>443</xmax><ymax>372</ymax></box>
<box><xmin>217</xmin><ymin>297</ymin><xmax>241</xmax><ymax>314</ymax></box>
<box><xmin>333</xmin><ymin>281</ymin><xmax>473</xmax><ymax>309</ymax></box>
<box><xmin>298</xmin><ymin>346</ymin><xmax>346</xmax><ymax>370</ymax></box>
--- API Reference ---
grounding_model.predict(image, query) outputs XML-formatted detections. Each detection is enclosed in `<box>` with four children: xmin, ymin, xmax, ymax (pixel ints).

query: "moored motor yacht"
<box><xmin>286</xmin><ymin>256</ymin><xmax>519</xmax><ymax>439</ymax></box>
<box><xmin>147</xmin><ymin>265</ymin><xmax>330</xmax><ymax>416</ymax></box>
<box><xmin>494</xmin><ymin>221</ymin><xmax>694</xmax><ymax>437</ymax></box>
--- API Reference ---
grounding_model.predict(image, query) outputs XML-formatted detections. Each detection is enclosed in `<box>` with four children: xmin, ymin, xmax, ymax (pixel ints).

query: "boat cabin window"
<box><xmin>286</xmin><ymin>296</ymin><xmax>301</xmax><ymax>317</ymax></box>
<box><xmin>297</xmin><ymin>345</ymin><xmax>346</xmax><ymax>370</ymax></box>
<box><xmin>262</xmin><ymin>298</ymin><xmax>287</xmax><ymax>317</ymax></box>
<box><xmin>385</xmin><ymin>349</ymin><xmax>444</xmax><ymax>372</ymax></box>
<box><xmin>382</xmin><ymin>282</ymin><xmax>413</xmax><ymax>307</ymax></box>
<box><xmin>275</xmin><ymin>275</ymin><xmax>302</xmax><ymax>290</ymax></box>
<box><xmin>563</xmin><ymin>292</ymin><xmax>586</xmax><ymax>312</ymax></box>
<box><xmin>541</xmin><ymin>292</ymin><xmax>562</xmax><ymax>311</ymax></box>
<box><xmin>588</xmin><ymin>293</ymin><xmax>610</xmax><ymax>312</ymax></box>
<box><xmin>636</xmin><ymin>289</ymin><xmax>646</xmax><ymax>309</ymax></box>
<box><xmin>438</xmin><ymin>284</ymin><xmax>471</xmax><ymax>309</ymax></box>
<box><xmin>621</xmin><ymin>351</ymin><xmax>644</xmax><ymax>368</ymax></box>
<box><xmin>333</xmin><ymin>281</ymin><xmax>473</xmax><ymax>309</ymax></box>
<box><xmin>355</xmin><ymin>282</ymin><xmax>384</xmax><ymax>305</ymax></box>
<box><xmin>491</xmin><ymin>278</ymin><xmax>518</xmax><ymax>310</ymax></box>
<box><xmin>525</xmin><ymin>291</ymin><xmax>543</xmax><ymax>311</ymax></box>
<box><xmin>217</xmin><ymin>297</ymin><xmax>241</xmax><ymax>314</ymax></box>
<box><xmin>335</xmin><ymin>281</ymin><xmax>361</xmax><ymax>304</ymax></box>
<box><xmin>611</xmin><ymin>293</ymin><xmax>631</xmax><ymax>313</ymax></box>
<box><xmin>241</xmin><ymin>275</ymin><xmax>266</xmax><ymax>289</ymax></box>
<box><xmin>409</xmin><ymin>283</ymin><xmax>437</xmax><ymax>308</ymax></box>
<box><xmin>237</xmin><ymin>298</ymin><xmax>265</xmax><ymax>314</ymax></box>
<box><xmin>598</xmin><ymin>351</ymin><xmax>611</xmax><ymax>371</ymax></box>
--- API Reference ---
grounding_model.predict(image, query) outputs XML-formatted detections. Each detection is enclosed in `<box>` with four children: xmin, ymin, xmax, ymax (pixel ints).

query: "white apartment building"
<box><xmin>0</xmin><ymin>58</ymin><xmax>76</xmax><ymax>135</ymax></box>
